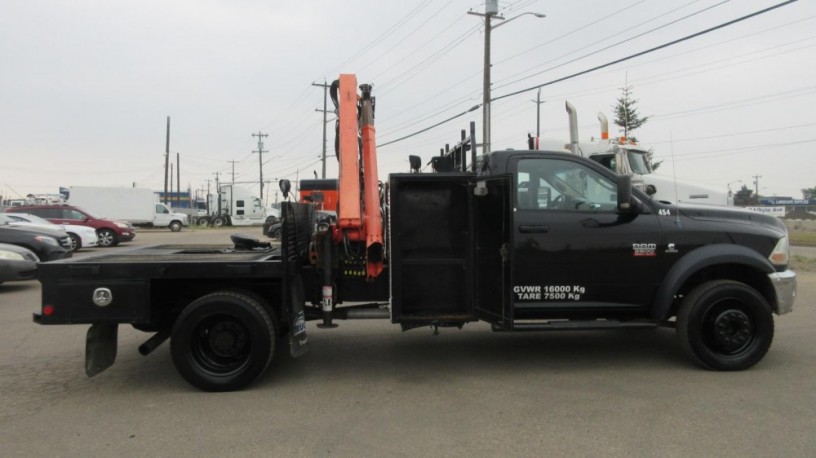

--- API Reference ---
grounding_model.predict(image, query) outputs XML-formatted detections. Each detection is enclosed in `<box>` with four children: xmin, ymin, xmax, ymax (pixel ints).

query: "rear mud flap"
<box><xmin>85</xmin><ymin>324</ymin><xmax>118</xmax><ymax>377</ymax></box>
<box><xmin>288</xmin><ymin>276</ymin><xmax>309</xmax><ymax>358</ymax></box>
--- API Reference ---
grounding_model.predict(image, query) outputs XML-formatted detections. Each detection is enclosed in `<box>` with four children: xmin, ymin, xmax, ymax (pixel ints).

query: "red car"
<box><xmin>6</xmin><ymin>205</ymin><xmax>135</xmax><ymax>247</ymax></box>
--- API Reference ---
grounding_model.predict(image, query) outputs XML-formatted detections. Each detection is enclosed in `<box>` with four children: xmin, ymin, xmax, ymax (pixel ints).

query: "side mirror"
<box><xmin>279</xmin><ymin>179</ymin><xmax>291</xmax><ymax>199</ymax></box>
<box><xmin>617</xmin><ymin>175</ymin><xmax>634</xmax><ymax>213</ymax></box>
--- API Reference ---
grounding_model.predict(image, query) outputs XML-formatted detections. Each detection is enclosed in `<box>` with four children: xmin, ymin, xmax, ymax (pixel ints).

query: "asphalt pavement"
<box><xmin>1</xmin><ymin>227</ymin><xmax>814</xmax><ymax>456</ymax></box>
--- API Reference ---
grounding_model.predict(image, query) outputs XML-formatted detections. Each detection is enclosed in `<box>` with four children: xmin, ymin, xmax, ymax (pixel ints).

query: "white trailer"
<box><xmin>67</xmin><ymin>186</ymin><xmax>188</xmax><ymax>231</ymax></box>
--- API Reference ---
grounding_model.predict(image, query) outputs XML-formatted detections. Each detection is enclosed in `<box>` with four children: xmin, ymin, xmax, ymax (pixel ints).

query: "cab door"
<box><xmin>472</xmin><ymin>175</ymin><xmax>513</xmax><ymax>327</ymax></box>
<box><xmin>511</xmin><ymin>154</ymin><xmax>662</xmax><ymax>312</ymax></box>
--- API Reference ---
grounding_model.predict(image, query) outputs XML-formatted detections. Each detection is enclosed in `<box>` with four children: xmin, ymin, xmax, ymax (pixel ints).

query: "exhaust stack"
<box><xmin>565</xmin><ymin>101</ymin><xmax>579</xmax><ymax>155</ymax></box>
<box><xmin>598</xmin><ymin>112</ymin><xmax>609</xmax><ymax>140</ymax></box>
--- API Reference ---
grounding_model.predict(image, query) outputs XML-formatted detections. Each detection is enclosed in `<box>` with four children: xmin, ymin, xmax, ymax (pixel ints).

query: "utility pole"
<box><xmin>313</xmin><ymin>80</ymin><xmax>332</xmax><ymax>179</ymax></box>
<box><xmin>252</xmin><ymin>131</ymin><xmax>268</xmax><ymax>202</ymax></box>
<box><xmin>753</xmin><ymin>175</ymin><xmax>762</xmax><ymax>196</ymax></box>
<box><xmin>227</xmin><ymin>160</ymin><xmax>239</xmax><ymax>185</ymax></box>
<box><xmin>176</xmin><ymin>153</ymin><xmax>181</xmax><ymax>208</ymax></box>
<box><xmin>213</xmin><ymin>172</ymin><xmax>221</xmax><ymax>216</ymax></box>
<box><xmin>468</xmin><ymin>1</ymin><xmax>499</xmax><ymax>156</ymax></box>
<box><xmin>531</xmin><ymin>88</ymin><xmax>545</xmax><ymax>148</ymax></box>
<box><xmin>164</xmin><ymin>116</ymin><xmax>170</xmax><ymax>205</ymax></box>
<box><xmin>469</xmin><ymin>3</ymin><xmax>545</xmax><ymax>156</ymax></box>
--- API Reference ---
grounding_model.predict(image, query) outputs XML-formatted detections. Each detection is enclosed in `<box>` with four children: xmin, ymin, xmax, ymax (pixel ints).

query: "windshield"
<box><xmin>8</xmin><ymin>213</ymin><xmax>54</xmax><ymax>226</ymax></box>
<box><xmin>627</xmin><ymin>150</ymin><xmax>652</xmax><ymax>174</ymax></box>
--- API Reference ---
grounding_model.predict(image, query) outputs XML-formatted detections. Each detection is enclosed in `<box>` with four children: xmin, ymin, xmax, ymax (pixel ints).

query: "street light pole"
<box><xmin>469</xmin><ymin>7</ymin><xmax>545</xmax><ymax>156</ymax></box>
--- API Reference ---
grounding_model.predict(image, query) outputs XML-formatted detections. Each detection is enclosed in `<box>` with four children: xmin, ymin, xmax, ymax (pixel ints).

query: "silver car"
<box><xmin>0</xmin><ymin>243</ymin><xmax>38</xmax><ymax>284</ymax></box>
<box><xmin>3</xmin><ymin>213</ymin><xmax>99</xmax><ymax>251</ymax></box>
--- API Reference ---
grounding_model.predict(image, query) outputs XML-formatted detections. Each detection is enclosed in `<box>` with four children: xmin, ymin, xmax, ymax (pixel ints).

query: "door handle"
<box><xmin>519</xmin><ymin>225</ymin><xmax>550</xmax><ymax>233</ymax></box>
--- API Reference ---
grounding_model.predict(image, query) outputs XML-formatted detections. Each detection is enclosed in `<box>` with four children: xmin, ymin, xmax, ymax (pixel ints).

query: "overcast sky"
<box><xmin>2</xmin><ymin>0</ymin><xmax>814</xmax><ymax>203</ymax></box>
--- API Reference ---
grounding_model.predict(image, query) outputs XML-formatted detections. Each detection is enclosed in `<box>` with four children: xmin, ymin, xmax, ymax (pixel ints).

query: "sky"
<box><xmin>2</xmin><ymin>0</ymin><xmax>814</xmax><ymax>203</ymax></box>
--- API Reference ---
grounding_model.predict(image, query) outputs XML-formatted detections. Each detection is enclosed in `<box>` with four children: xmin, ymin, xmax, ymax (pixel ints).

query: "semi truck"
<box><xmin>562</xmin><ymin>102</ymin><xmax>729</xmax><ymax>206</ymax></box>
<box><xmin>200</xmin><ymin>184</ymin><xmax>270</xmax><ymax>227</ymax></box>
<box><xmin>66</xmin><ymin>186</ymin><xmax>188</xmax><ymax>232</ymax></box>
<box><xmin>34</xmin><ymin>75</ymin><xmax>796</xmax><ymax>391</ymax></box>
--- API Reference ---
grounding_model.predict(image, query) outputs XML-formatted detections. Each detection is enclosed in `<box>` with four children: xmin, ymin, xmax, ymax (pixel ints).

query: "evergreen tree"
<box><xmin>613</xmin><ymin>84</ymin><xmax>649</xmax><ymax>140</ymax></box>
<box><xmin>612</xmin><ymin>84</ymin><xmax>660</xmax><ymax>170</ymax></box>
<box><xmin>802</xmin><ymin>186</ymin><xmax>816</xmax><ymax>200</ymax></box>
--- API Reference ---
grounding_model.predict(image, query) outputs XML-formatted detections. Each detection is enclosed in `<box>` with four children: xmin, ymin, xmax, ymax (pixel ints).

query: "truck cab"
<box><xmin>384</xmin><ymin>148</ymin><xmax>794</xmax><ymax>370</ymax></box>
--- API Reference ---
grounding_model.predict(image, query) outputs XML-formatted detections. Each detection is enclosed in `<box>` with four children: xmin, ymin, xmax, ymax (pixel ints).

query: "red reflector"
<box><xmin>43</xmin><ymin>305</ymin><xmax>55</xmax><ymax>316</ymax></box>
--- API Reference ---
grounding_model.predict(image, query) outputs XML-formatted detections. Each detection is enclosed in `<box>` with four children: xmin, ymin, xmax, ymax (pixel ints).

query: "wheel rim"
<box><xmin>69</xmin><ymin>234</ymin><xmax>79</xmax><ymax>251</ymax></box>
<box><xmin>702</xmin><ymin>299</ymin><xmax>756</xmax><ymax>355</ymax></box>
<box><xmin>98</xmin><ymin>230</ymin><xmax>114</xmax><ymax>246</ymax></box>
<box><xmin>191</xmin><ymin>314</ymin><xmax>253</xmax><ymax>375</ymax></box>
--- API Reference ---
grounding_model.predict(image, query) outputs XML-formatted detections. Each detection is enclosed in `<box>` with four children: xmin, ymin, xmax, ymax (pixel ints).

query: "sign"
<box><xmin>744</xmin><ymin>206</ymin><xmax>786</xmax><ymax>217</ymax></box>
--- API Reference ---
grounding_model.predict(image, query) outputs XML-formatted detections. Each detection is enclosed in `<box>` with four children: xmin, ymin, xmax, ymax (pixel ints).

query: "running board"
<box><xmin>495</xmin><ymin>320</ymin><xmax>659</xmax><ymax>332</ymax></box>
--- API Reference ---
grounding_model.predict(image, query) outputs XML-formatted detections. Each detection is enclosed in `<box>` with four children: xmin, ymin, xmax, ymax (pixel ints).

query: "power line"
<box><xmin>493</xmin><ymin>0</ymin><xmax>731</xmax><ymax>91</ymax></box>
<box><xmin>379</xmin><ymin>0</ymin><xmax>800</xmax><ymax>148</ymax></box>
<box><xmin>493</xmin><ymin>0</ymin><xmax>799</xmax><ymax>103</ymax></box>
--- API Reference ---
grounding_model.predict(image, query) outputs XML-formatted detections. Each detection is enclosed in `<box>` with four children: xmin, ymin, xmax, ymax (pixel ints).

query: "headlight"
<box><xmin>769</xmin><ymin>233</ymin><xmax>789</xmax><ymax>266</ymax></box>
<box><xmin>34</xmin><ymin>235</ymin><xmax>59</xmax><ymax>246</ymax></box>
<box><xmin>0</xmin><ymin>251</ymin><xmax>26</xmax><ymax>261</ymax></box>
<box><xmin>114</xmin><ymin>222</ymin><xmax>128</xmax><ymax>228</ymax></box>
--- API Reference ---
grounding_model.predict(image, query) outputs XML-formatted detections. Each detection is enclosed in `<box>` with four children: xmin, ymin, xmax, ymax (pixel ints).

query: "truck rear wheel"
<box><xmin>212</xmin><ymin>216</ymin><xmax>226</xmax><ymax>227</ymax></box>
<box><xmin>677</xmin><ymin>280</ymin><xmax>774</xmax><ymax>371</ymax></box>
<box><xmin>170</xmin><ymin>291</ymin><xmax>277</xmax><ymax>391</ymax></box>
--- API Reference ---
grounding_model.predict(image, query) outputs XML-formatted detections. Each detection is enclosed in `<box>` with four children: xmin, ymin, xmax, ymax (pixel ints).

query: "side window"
<box><xmin>35</xmin><ymin>208</ymin><xmax>62</xmax><ymax>218</ymax></box>
<box><xmin>63</xmin><ymin>209</ymin><xmax>83</xmax><ymax>220</ymax></box>
<box><xmin>517</xmin><ymin>158</ymin><xmax>617</xmax><ymax>212</ymax></box>
<box><xmin>156</xmin><ymin>204</ymin><xmax>168</xmax><ymax>214</ymax></box>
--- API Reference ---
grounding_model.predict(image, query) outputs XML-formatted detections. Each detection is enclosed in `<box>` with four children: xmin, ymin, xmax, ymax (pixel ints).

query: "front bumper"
<box><xmin>769</xmin><ymin>270</ymin><xmax>796</xmax><ymax>315</ymax></box>
<box><xmin>119</xmin><ymin>231</ymin><xmax>136</xmax><ymax>242</ymax></box>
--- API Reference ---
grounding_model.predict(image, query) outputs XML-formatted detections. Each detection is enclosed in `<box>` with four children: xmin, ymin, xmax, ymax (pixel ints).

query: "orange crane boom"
<box><xmin>334</xmin><ymin>74</ymin><xmax>383</xmax><ymax>280</ymax></box>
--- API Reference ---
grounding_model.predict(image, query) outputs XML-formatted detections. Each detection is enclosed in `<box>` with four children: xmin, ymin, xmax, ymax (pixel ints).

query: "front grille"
<box><xmin>58</xmin><ymin>236</ymin><xmax>72</xmax><ymax>249</ymax></box>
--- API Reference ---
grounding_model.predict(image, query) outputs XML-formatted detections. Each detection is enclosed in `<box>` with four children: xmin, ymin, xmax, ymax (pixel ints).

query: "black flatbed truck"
<box><xmin>33</xmin><ymin>78</ymin><xmax>796</xmax><ymax>391</ymax></box>
<box><xmin>34</xmin><ymin>148</ymin><xmax>797</xmax><ymax>391</ymax></box>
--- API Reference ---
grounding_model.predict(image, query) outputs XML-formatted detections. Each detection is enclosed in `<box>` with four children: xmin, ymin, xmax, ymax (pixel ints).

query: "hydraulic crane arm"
<box><xmin>333</xmin><ymin>74</ymin><xmax>384</xmax><ymax>280</ymax></box>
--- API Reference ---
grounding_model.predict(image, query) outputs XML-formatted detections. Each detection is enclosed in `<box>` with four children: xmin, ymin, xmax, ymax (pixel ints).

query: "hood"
<box><xmin>0</xmin><ymin>224</ymin><xmax>68</xmax><ymax>238</ymax></box>
<box><xmin>678</xmin><ymin>204</ymin><xmax>787</xmax><ymax>234</ymax></box>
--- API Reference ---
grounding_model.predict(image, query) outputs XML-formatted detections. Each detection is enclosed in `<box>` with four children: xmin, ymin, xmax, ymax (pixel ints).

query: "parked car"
<box><xmin>6</xmin><ymin>205</ymin><xmax>135</xmax><ymax>247</ymax></box>
<box><xmin>262</xmin><ymin>215</ymin><xmax>281</xmax><ymax>239</ymax></box>
<box><xmin>0</xmin><ymin>243</ymin><xmax>38</xmax><ymax>284</ymax></box>
<box><xmin>3</xmin><ymin>212</ymin><xmax>98</xmax><ymax>251</ymax></box>
<box><xmin>0</xmin><ymin>222</ymin><xmax>72</xmax><ymax>261</ymax></box>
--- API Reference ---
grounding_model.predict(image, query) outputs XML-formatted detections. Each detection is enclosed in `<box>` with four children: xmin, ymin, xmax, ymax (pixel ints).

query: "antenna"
<box><xmin>669</xmin><ymin>130</ymin><xmax>681</xmax><ymax>228</ymax></box>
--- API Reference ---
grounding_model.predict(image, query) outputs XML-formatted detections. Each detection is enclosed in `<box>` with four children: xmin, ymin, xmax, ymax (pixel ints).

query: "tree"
<box><xmin>802</xmin><ymin>186</ymin><xmax>816</xmax><ymax>200</ymax></box>
<box><xmin>612</xmin><ymin>84</ymin><xmax>661</xmax><ymax>170</ymax></box>
<box><xmin>734</xmin><ymin>185</ymin><xmax>758</xmax><ymax>206</ymax></box>
<box><xmin>613</xmin><ymin>84</ymin><xmax>649</xmax><ymax>140</ymax></box>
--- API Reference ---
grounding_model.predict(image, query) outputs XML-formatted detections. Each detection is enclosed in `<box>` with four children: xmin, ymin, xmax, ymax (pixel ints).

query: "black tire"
<box><xmin>677</xmin><ymin>280</ymin><xmax>774</xmax><ymax>371</ymax></box>
<box><xmin>170</xmin><ymin>291</ymin><xmax>277</xmax><ymax>391</ymax></box>
<box><xmin>195</xmin><ymin>216</ymin><xmax>210</xmax><ymax>227</ymax></box>
<box><xmin>97</xmin><ymin>228</ymin><xmax>117</xmax><ymax>247</ymax></box>
<box><xmin>271</xmin><ymin>227</ymin><xmax>281</xmax><ymax>240</ymax></box>
<box><xmin>68</xmin><ymin>233</ymin><xmax>81</xmax><ymax>251</ymax></box>
<box><xmin>169</xmin><ymin>221</ymin><xmax>183</xmax><ymax>232</ymax></box>
<box><xmin>212</xmin><ymin>216</ymin><xmax>226</xmax><ymax>227</ymax></box>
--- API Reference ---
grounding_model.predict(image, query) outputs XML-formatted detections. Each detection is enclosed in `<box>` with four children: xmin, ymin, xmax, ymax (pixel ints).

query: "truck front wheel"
<box><xmin>170</xmin><ymin>291</ymin><xmax>277</xmax><ymax>391</ymax></box>
<box><xmin>677</xmin><ymin>280</ymin><xmax>774</xmax><ymax>371</ymax></box>
<box><xmin>169</xmin><ymin>221</ymin><xmax>182</xmax><ymax>232</ymax></box>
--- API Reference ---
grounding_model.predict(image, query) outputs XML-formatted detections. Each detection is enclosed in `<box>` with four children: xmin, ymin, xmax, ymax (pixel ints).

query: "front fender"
<box><xmin>651</xmin><ymin>244</ymin><xmax>774</xmax><ymax>321</ymax></box>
